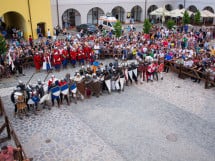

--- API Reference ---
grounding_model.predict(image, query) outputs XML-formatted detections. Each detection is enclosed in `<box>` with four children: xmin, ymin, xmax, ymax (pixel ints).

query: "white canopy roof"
<box><xmin>200</xmin><ymin>10</ymin><xmax>215</xmax><ymax>18</ymax></box>
<box><xmin>149</xmin><ymin>7</ymin><xmax>171</xmax><ymax>16</ymax></box>
<box><xmin>169</xmin><ymin>9</ymin><xmax>193</xmax><ymax>17</ymax></box>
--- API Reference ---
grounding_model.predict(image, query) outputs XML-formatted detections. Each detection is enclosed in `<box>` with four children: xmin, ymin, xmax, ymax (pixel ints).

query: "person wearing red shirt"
<box><xmin>70</xmin><ymin>47</ymin><xmax>77</xmax><ymax>68</ymax></box>
<box><xmin>77</xmin><ymin>47</ymin><xmax>84</xmax><ymax>65</ymax></box>
<box><xmin>158</xmin><ymin>61</ymin><xmax>164</xmax><ymax>80</ymax></box>
<box><xmin>152</xmin><ymin>60</ymin><xmax>159</xmax><ymax>81</ymax></box>
<box><xmin>53</xmin><ymin>48</ymin><xmax>61</xmax><ymax>72</ymax></box>
<box><xmin>33</xmin><ymin>49</ymin><xmax>42</xmax><ymax>72</ymax></box>
<box><xmin>83</xmin><ymin>44</ymin><xmax>92</xmax><ymax>63</ymax></box>
<box><xmin>0</xmin><ymin>145</ymin><xmax>21</xmax><ymax>161</ymax></box>
<box><xmin>146</xmin><ymin>62</ymin><xmax>155</xmax><ymax>82</ymax></box>
<box><xmin>61</xmin><ymin>47</ymin><xmax>69</xmax><ymax>69</ymax></box>
<box><xmin>28</xmin><ymin>35</ymin><xmax>33</xmax><ymax>47</ymax></box>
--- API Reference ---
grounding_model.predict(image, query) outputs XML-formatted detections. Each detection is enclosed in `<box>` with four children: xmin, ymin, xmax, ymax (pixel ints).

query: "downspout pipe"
<box><xmin>27</xmin><ymin>0</ymin><xmax>34</xmax><ymax>39</ymax></box>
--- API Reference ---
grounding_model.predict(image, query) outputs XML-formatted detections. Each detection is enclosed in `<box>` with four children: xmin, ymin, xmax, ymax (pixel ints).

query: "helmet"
<box><xmin>18</xmin><ymin>80</ymin><xmax>23</xmax><ymax>85</ymax></box>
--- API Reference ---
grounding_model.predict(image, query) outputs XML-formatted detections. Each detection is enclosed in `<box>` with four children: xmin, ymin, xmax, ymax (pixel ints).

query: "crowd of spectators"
<box><xmin>0</xmin><ymin>23</ymin><xmax>215</xmax><ymax>83</ymax></box>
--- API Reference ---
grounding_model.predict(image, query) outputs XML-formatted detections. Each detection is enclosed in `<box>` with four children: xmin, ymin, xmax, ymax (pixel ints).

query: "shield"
<box><xmin>93</xmin><ymin>61</ymin><xmax>100</xmax><ymax>67</ymax></box>
<box><xmin>14</xmin><ymin>92</ymin><xmax>23</xmax><ymax>100</ymax></box>
<box><xmin>123</xmin><ymin>68</ymin><xmax>128</xmax><ymax>80</ymax></box>
<box><xmin>70</xmin><ymin>83</ymin><xmax>77</xmax><ymax>93</ymax></box>
<box><xmin>115</xmin><ymin>79</ymin><xmax>120</xmax><ymax>90</ymax></box>
<box><xmin>32</xmin><ymin>96</ymin><xmax>40</xmax><ymax>103</ymax></box>
<box><xmin>39</xmin><ymin>93</ymin><xmax>51</xmax><ymax>104</ymax></box>
<box><xmin>61</xmin><ymin>84</ymin><xmax>69</xmax><ymax>95</ymax></box>
<box><xmin>132</xmin><ymin>68</ymin><xmax>137</xmax><ymax>78</ymax></box>
<box><xmin>105</xmin><ymin>79</ymin><xmax>111</xmax><ymax>93</ymax></box>
<box><xmin>27</xmin><ymin>98</ymin><xmax>34</xmax><ymax>105</ymax></box>
<box><xmin>77</xmin><ymin>81</ymin><xmax>86</xmax><ymax>97</ymax></box>
<box><xmin>111</xmin><ymin>81</ymin><xmax>116</xmax><ymax>90</ymax></box>
<box><xmin>51</xmin><ymin>86</ymin><xmax>61</xmax><ymax>98</ymax></box>
<box><xmin>120</xmin><ymin>77</ymin><xmax>125</xmax><ymax>90</ymax></box>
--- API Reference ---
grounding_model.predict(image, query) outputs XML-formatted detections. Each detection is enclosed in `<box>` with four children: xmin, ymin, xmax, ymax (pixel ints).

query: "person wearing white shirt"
<box><xmin>47</xmin><ymin>29</ymin><xmax>51</xmax><ymax>39</ymax></box>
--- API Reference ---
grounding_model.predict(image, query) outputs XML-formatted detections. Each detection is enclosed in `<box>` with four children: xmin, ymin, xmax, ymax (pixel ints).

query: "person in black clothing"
<box><xmin>14</xmin><ymin>52</ymin><xmax>25</xmax><ymax>76</ymax></box>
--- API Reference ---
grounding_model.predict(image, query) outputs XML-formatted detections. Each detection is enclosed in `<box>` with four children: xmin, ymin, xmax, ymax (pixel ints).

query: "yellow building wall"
<box><xmin>0</xmin><ymin>0</ymin><xmax>53</xmax><ymax>40</ymax></box>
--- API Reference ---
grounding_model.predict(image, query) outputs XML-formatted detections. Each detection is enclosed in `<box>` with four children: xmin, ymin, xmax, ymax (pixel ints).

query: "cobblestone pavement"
<box><xmin>0</xmin><ymin>60</ymin><xmax>215</xmax><ymax>161</ymax></box>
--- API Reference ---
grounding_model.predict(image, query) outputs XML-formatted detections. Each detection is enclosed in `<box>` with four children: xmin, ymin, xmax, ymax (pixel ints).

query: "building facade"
<box><xmin>0</xmin><ymin>0</ymin><xmax>214</xmax><ymax>39</ymax></box>
<box><xmin>51</xmin><ymin>0</ymin><xmax>215</xmax><ymax>28</ymax></box>
<box><xmin>0</xmin><ymin>0</ymin><xmax>53</xmax><ymax>39</ymax></box>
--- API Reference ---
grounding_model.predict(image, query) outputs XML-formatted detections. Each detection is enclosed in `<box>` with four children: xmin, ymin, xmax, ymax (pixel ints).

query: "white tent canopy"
<box><xmin>169</xmin><ymin>8</ymin><xmax>193</xmax><ymax>17</ymax></box>
<box><xmin>149</xmin><ymin>7</ymin><xmax>171</xmax><ymax>16</ymax></box>
<box><xmin>200</xmin><ymin>10</ymin><xmax>215</xmax><ymax>18</ymax></box>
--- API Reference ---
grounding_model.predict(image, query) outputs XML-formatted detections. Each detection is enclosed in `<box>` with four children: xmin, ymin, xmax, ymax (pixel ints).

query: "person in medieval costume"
<box><xmin>70</xmin><ymin>47</ymin><xmax>77</xmax><ymax>68</ymax></box>
<box><xmin>61</xmin><ymin>46</ymin><xmax>69</xmax><ymax>69</ymax></box>
<box><xmin>53</xmin><ymin>48</ymin><xmax>61</xmax><ymax>72</ymax></box>
<box><xmin>42</xmin><ymin>50</ymin><xmax>52</xmax><ymax>73</ymax></box>
<box><xmin>34</xmin><ymin>49</ymin><xmax>42</xmax><ymax>72</ymax></box>
<box><xmin>59</xmin><ymin>78</ymin><xmax>70</xmax><ymax>105</ymax></box>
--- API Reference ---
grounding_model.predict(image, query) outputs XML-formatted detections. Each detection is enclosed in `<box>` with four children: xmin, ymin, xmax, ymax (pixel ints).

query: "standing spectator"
<box><xmin>13</xmin><ymin>51</ymin><xmax>25</xmax><ymax>76</ymax></box>
<box><xmin>36</xmin><ymin>25</ymin><xmax>41</xmax><ymax>39</ymax></box>
<box><xmin>28</xmin><ymin>35</ymin><xmax>33</xmax><ymax>47</ymax></box>
<box><xmin>47</xmin><ymin>28</ymin><xmax>51</xmax><ymax>39</ymax></box>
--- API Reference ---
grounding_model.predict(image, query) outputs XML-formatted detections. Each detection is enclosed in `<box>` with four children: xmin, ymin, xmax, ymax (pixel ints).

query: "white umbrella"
<box><xmin>150</xmin><ymin>7</ymin><xmax>171</xmax><ymax>16</ymax></box>
<box><xmin>169</xmin><ymin>8</ymin><xmax>193</xmax><ymax>17</ymax></box>
<box><xmin>200</xmin><ymin>10</ymin><xmax>215</xmax><ymax>18</ymax></box>
<box><xmin>180</xmin><ymin>9</ymin><xmax>193</xmax><ymax>16</ymax></box>
<box><xmin>169</xmin><ymin>9</ymin><xmax>183</xmax><ymax>17</ymax></box>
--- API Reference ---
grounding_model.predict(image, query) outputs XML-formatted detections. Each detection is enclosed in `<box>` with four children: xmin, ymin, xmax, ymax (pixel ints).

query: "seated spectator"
<box><xmin>0</xmin><ymin>145</ymin><xmax>21</xmax><ymax>161</ymax></box>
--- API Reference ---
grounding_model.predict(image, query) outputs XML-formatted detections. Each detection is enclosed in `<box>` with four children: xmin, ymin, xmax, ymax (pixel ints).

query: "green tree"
<box><xmin>0</xmin><ymin>34</ymin><xmax>7</xmax><ymax>56</ymax></box>
<box><xmin>166</xmin><ymin>19</ymin><xmax>175</xmax><ymax>30</ymax></box>
<box><xmin>113</xmin><ymin>20</ymin><xmax>122</xmax><ymax>38</ymax></box>
<box><xmin>143</xmin><ymin>19</ymin><xmax>152</xmax><ymax>34</ymax></box>
<box><xmin>194</xmin><ymin>10</ymin><xmax>201</xmax><ymax>25</ymax></box>
<box><xmin>182</xmin><ymin>10</ymin><xmax>190</xmax><ymax>25</ymax></box>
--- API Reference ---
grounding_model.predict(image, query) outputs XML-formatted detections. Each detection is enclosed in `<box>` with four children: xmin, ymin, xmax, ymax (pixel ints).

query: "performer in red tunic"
<box><xmin>77</xmin><ymin>46</ymin><xmax>84</xmax><ymax>65</ymax></box>
<box><xmin>61</xmin><ymin>47</ymin><xmax>69</xmax><ymax>69</ymax></box>
<box><xmin>53</xmin><ymin>48</ymin><xmax>61</xmax><ymax>71</ymax></box>
<box><xmin>70</xmin><ymin>47</ymin><xmax>77</xmax><ymax>68</ymax></box>
<box><xmin>83</xmin><ymin>43</ymin><xmax>92</xmax><ymax>63</ymax></box>
<box><xmin>33</xmin><ymin>49</ymin><xmax>42</xmax><ymax>72</ymax></box>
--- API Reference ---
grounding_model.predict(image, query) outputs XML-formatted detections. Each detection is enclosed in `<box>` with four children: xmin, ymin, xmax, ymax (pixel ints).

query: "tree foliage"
<box><xmin>194</xmin><ymin>10</ymin><xmax>201</xmax><ymax>25</ymax></box>
<box><xmin>143</xmin><ymin>19</ymin><xmax>152</xmax><ymax>34</ymax></box>
<box><xmin>166</xmin><ymin>19</ymin><xmax>175</xmax><ymax>29</ymax></box>
<box><xmin>0</xmin><ymin>34</ymin><xmax>7</xmax><ymax>56</ymax></box>
<box><xmin>182</xmin><ymin>10</ymin><xmax>190</xmax><ymax>25</ymax></box>
<box><xmin>113</xmin><ymin>20</ymin><xmax>122</xmax><ymax>38</ymax></box>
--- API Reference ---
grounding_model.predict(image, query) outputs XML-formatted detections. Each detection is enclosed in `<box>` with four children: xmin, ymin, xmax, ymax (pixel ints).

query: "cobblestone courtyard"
<box><xmin>0</xmin><ymin>62</ymin><xmax>215</xmax><ymax>161</ymax></box>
